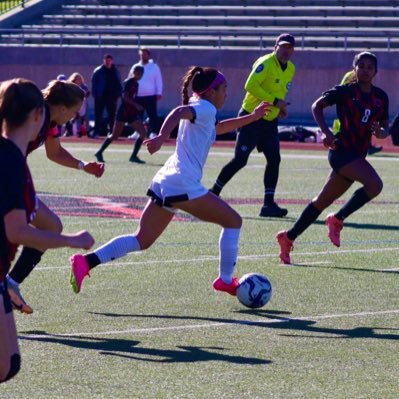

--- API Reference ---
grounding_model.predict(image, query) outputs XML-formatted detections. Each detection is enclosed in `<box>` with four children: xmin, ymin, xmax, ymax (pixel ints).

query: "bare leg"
<box><xmin>0</xmin><ymin>289</ymin><xmax>20</xmax><ymax>383</ymax></box>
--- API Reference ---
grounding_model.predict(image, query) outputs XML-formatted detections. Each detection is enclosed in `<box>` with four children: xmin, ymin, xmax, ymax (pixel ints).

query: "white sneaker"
<box><xmin>149</xmin><ymin>132</ymin><xmax>158</xmax><ymax>139</ymax></box>
<box><xmin>128</xmin><ymin>132</ymin><xmax>140</xmax><ymax>140</ymax></box>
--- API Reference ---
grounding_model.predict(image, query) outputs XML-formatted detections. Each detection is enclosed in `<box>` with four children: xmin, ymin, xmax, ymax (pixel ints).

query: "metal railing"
<box><xmin>0</xmin><ymin>1</ymin><xmax>29</xmax><ymax>15</ymax></box>
<box><xmin>0</xmin><ymin>27</ymin><xmax>397</xmax><ymax>51</ymax></box>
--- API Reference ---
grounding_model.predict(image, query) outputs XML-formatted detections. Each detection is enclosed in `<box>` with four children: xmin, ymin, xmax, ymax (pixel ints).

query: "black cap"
<box><xmin>275</xmin><ymin>33</ymin><xmax>295</xmax><ymax>47</ymax></box>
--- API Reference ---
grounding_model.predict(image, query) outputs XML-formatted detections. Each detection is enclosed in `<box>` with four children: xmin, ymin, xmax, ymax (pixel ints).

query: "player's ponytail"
<box><xmin>42</xmin><ymin>80</ymin><xmax>84</xmax><ymax>108</ymax></box>
<box><xmin>181</xmin><ymin>66</ymin><xmax>203</xmax><ymax>105</ymax></box>
<box><xmin>181</xmin><ymin>66</ymin><xmax>222</xmax><ymax>105</ymax></box>
<box><xmin>0</xmin><ymin>78</ymin><xmax>44</xmax><ymax>130</ymax></box>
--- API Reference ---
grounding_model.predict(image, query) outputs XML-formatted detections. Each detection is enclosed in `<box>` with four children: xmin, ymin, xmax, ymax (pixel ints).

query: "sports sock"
<box><xmin>335</xmin><ymin>187</ymin><xmax>371</xmax><ymax>220</ymax></box>
<box><xmin>91</xmin><ymin>235</ymin><xmax>141</xmax><ymax>266</ymax></box>
<box><xmin>287</xmin><ymin>202</ymin><xmax>321</xmax><ymax>240</ymax></box>
<box><xmin>8</xmin><ymin>247</ymin><xmax>44</xmax><ymax>284</ymax></box>
<box><xmin>97</xmin><ymin>137</ymin><xmax>113</xmax><ymax>154</ymax></box>
<box><xmin>219</xmin><ymin>228</ymin><xmax>240</xmax><ymax>284</ymax></box>
<box><xmin>264</xmin><ymin>189</ymin><xmax>275</xmax><ymax>206</ymax></box>
<box><xmin>211</xmin><ymin>180</ymin><xmax>224</xmax><ymax>196</ymax></box>
<box><xmin>131</xmin><ymin>137</ymin><xmax>143</xmax><ymax>158</ymax></box>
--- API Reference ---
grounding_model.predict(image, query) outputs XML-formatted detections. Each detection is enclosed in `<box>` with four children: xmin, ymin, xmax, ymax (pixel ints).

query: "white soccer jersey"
<box><xmin>151</xmin><ymin>97</ymin><xmax>217</xmax><ymax>202</ymax></box>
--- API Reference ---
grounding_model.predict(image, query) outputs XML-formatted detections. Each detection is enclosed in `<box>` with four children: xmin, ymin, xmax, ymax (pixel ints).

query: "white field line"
<box><xmin>35</xmin><ymin>246</ymin><xmax>399</xmax><ymax>271</ymax></box>
<box><xmin>41</xmin><ymin>146</ymin><xmax>399</xmax><ymax>162</ymax></box>
<box><xmin>21</xmin><ymin>309</ymin><xmax>399</xmax><ymax>338</ymax></box>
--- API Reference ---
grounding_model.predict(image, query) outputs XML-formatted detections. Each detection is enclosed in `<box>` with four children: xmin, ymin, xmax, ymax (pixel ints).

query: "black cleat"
<box><xmin>129</xmin><ymin>155</ymin><xmax>145</xmax><ymax>164</ymax></box>
<box><xmin>259</xmin><ymin>203</ymin><xmax>288</xmax><ymax>218</ymax></box>
<box><xmin>367</xmin><ymin>145</ymin><xmax>383</xmax><ymax>155</ymax></box>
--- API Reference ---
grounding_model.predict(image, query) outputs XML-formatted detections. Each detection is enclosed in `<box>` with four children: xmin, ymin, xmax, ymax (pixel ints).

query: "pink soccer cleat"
<box><xmin>213</xmin><ymin>276</ymin><xmax>239</xmax><ymax>296</ymax></box>
<box><xmin>325</xmin><ymin>213</ymin><xmax>344</xmax><ymax>247</ymax></box>
<box><xmin>276</xmin><ymin>230</ymin><xmax>294</xmax><ymax>264</ymax></box>
<box><xmin>69</xmin><ymin>254</ymin><xmax>90</xmax><ymax>293</ymax></box>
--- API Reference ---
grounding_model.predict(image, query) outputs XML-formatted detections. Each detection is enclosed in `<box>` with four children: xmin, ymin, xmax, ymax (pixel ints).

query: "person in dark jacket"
<box><xmin>91</xmin><ymin>54</ymin><xmax>122</xmax><ymax>137</ymax></box>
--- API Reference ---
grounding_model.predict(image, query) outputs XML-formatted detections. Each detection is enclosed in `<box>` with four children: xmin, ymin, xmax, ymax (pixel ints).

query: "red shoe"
<box><xmin>276</xmin><ymin>230</ymin><xmax>294</xmax><ymax>264</ymax></box>
<box><xmin>213</xmin><ymin>276</ymin><xmax>239</xmax><ymax>296</ymax></box>
<box><xmin>69</xmin><ymin>254</ymin><xmax>90</xmax><ymax>293</ymax></box>
<box><xmin>325</xmin><ymin>213</ymin><xmax>343</xmax><ymax>247</ymax></box>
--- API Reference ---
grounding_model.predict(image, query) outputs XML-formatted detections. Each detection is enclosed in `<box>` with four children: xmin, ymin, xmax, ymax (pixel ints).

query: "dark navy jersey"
<box><xmin>121</xmin><ymin>77</ymin><xmax>140</xmax><ymax>118</ymax></box>
<box><xmin>0</xmin><ymin>138</ymin><xmax>37</xmax><ymax>282</ymax></box>
<box><xmin>322</xmin><ymin>83</ymin><xmax>389</xmax><ymax>156</ymax></box>
<box><xmin>27</xmin><ymin>103</ymin><xmax>58</xmax><ymax>155</ymax></box>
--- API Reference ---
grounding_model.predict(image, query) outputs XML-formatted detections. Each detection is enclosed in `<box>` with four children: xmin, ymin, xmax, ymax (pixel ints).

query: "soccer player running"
<box><xmin>95</xmin><ymin>65</ymin><xmax>147</xmax><ymax>163</ymax></box>
<box><xmin>276</xmin><ymin>52</ymin><xmax>390</xmax><ymax>264</ymax></box>
<box><xmin>211</xmin><ymin>33</ymin><xmax>296</xmax><ymax>218</ymax></box>
<box><xmin>6</xmin><ymin>80</ymin><xmax>104</xmax><ymax>314</ymax></box>
<box><xmin>0</xmin><ymin>78</ymin><xmax>94</xmax><ymax>383</ymax></box>
<box><xmin>70</xmin><ymin>66</ymin><xmax>270</xmax><ymax>296</ymax></box>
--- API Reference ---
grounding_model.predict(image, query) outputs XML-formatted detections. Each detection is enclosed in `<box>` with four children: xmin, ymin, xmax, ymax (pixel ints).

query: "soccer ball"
<box><xmin>236</xmin><ymin>273</ymin><xmax>272</xmax><ymax>308</ymax></box>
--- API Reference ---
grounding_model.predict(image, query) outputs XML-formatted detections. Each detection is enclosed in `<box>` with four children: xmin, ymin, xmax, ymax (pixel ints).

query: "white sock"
<box><xmin>219</xmin><ymin>228</ymin><xmax>240</xmax><ymax>284</ymax></box>
<box><xmin>95</xmin><ymin>235</ymin><xmax>141</xmax><ymax>264</ymax></box>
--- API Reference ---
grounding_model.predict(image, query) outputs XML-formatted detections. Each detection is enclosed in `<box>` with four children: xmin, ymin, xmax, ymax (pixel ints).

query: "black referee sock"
<box><xmin>287</xmin><ymin>202</ymin><xmax>322</xmax><ymax>240</ymax></box>
<box><xmin>8</xmin><ymin>247</ymin><xmax>44</xmax><ymax>284</ymax></box>
<box><xmin>335</xmin><ymin>187</ymin><xmax>371</xmax><ymax>220</ymax></box>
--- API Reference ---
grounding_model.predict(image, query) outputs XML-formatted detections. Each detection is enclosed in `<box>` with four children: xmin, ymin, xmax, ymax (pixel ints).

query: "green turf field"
<box><xmin>3</xmin><ymin>142</ymin><xmax>398</xmax><ymax>398</ymax></box>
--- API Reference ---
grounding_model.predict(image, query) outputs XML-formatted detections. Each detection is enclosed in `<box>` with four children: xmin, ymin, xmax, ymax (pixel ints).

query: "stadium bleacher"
<box><xmin>1</xmin><ymin>0</ymin><xmax>399</xmax><ymax>50</ymax></box>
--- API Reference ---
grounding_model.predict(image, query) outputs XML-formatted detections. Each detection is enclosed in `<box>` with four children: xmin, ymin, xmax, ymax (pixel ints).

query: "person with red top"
<box><xmin>6</xmin><ymin>80</ymin><xmax>104</xmax><ymax>314</ymax></box>
<box><xmin>276</xmin><ymin>52</ymin><xmax>390</xmax><ymax>264</ymax></box>
<box><xmin>0</xmin><ymin>78</ymin><xmax>94</xmax><ymax>383</ymax></box>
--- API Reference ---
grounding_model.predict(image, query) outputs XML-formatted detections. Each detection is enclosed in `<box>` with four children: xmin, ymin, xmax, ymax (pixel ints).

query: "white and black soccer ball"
<box><xmin>236</xmin><ymin>273</ymin><xmax>272</xmax><ymax>308</ymax></box>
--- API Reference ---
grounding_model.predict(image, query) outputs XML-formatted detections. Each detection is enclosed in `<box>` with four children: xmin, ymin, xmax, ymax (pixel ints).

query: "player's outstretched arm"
<box><xmin>44</xmin><ymin>136</ymin><xmax>104</xmax><ymax>177</ymax></box>
<box><xmin>216</xmin><ymin>102</ymin><xmax>271</xmax><ymax>135</ymax></box>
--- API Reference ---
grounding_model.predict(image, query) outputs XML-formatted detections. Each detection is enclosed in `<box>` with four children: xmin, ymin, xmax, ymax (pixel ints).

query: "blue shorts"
<box><xmin>328</xmin><ymin>149</ymin><xmax>364</xmax><ymax>173</ymax></box>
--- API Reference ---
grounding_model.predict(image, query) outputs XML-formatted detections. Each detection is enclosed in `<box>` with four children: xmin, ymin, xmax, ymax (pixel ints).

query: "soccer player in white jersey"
<box><xmin>69</xmin><ymin>66</ymin><xmax>270</xmax><ymax>297</ymax></box>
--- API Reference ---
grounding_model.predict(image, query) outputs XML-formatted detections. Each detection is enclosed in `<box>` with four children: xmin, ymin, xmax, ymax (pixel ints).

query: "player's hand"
<box><xmin>275</xmin><ymin>99</ymin><xmax>290</xmax><ymax>110</ymax></box>
<box><xmin>371</xmin><ymin>121</ymin><xmax>389</xmax><ymax>139</ymax></box>
<box><xmin>322</xmin><ymin>131</ymin><xmax>337</xmax><ymax>150</ymax></box>
<box><xmin>278</xmin><ymin>108</ymin><xmax>288</xmax><ymax>119</ymax></box>
<box><xmin>144</xmin><ymin>135</ymin><xmax>163</xmax><ymax>155</ymax></box>
<box><xmin>84</xmin><ymin>162</ymin><xmax>105</xmax><ymax>178</ymax></box>
<box><xmin>253</xmin><ymin>101</ymin><xmax>271</xmax><ymax>119</ymax></box>
<box><xmin>69</xmin><ymin>230</ymin><xmax>95</xmax><ymax>249</ymax></box>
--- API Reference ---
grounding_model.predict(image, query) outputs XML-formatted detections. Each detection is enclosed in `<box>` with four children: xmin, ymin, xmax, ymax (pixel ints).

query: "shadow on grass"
<box><xmin>84</xmin><ymin>310</ymin><xmax>399</xmax><ymax>341</ymax></box>
<box><xmin>258</xmin><ymin>216</ymin><xmax>399</xmax><ymax>232</ymax></box>
<box><xmin>18</xmin><ymin>330</ymin><xmax>270</xmax><ymax>365</ymax></box>
<box><xmin>288</xmin><ymin>262</ymin><xmax>399</xmax><ymax>275</ymax></box>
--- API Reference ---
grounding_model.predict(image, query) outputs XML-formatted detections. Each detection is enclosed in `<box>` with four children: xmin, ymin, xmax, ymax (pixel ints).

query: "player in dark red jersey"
<box><xmin>95</xmin><ymin>65</ymin><xmax>147</xmax><ymax>163</ymax></box>
<box><xmin>276</xmin><ymin>52</ymin><xmax>390</xmax><ymax>264</ymax></box>
<box><xmin>6</xmin><ymin>80</ymin><xmax>104</xmax><ymax>314</ymax></box>
<box><xmin>0</xmin><ymin>78</ymin><xmax>94</xmax><ymax>383</ymax></box>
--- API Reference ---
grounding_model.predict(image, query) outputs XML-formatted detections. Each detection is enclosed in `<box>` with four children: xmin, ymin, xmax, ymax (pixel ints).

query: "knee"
<box><xmin>366</xmin><ymin>178</ymin><xmax>383</xmax><ymax>199</ymax></box>
<box><xmin>231</xmin><ymin>156</ymin><xmax>248</xmax><ymax>170</ymax></box>
<box><xmin>51</xmin><ymin>216</ymin><xmax>63</xmax><ymax>234</ymax></box>
<box><xmin>0</xmin><ymin>353</ymin><xmax>21</xmax><ymax>384</ymax></box>
<box><xmin>225</xmin><ymin>212</ymin><xmax>242</xmax><ymax>229</ymax></box>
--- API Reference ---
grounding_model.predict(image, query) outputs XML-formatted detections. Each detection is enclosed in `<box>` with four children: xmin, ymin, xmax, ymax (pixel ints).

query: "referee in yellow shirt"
<box><xmin>211</xmin><ymin>33</ymin><xmax>296</xmax><ymax>217</ymax></box>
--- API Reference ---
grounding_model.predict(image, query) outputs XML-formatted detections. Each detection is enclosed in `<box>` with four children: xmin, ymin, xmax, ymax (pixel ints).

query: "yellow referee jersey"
<box><xmin>242</xmin><ymin>52</ymin><xmax>295</xmax><ymax>121</ymax></box>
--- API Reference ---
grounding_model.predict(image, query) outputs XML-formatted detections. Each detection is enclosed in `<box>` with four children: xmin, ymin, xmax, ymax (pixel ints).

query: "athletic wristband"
<box><xmin>78</xmin><ymin>160</ymin><xmax>86</xmax><ymax>170</ymax></box>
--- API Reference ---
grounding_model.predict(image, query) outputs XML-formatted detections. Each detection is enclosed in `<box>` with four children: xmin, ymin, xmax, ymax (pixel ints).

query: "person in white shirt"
<box><xmin>69</xmin><ymin>66</ymin><xmax>270</xmax><ymax>299</ymax></box>
<box><xmin>128</xmin><ymin>48</ymin><xmax>163</xmax><ymax>138</ymax></box>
